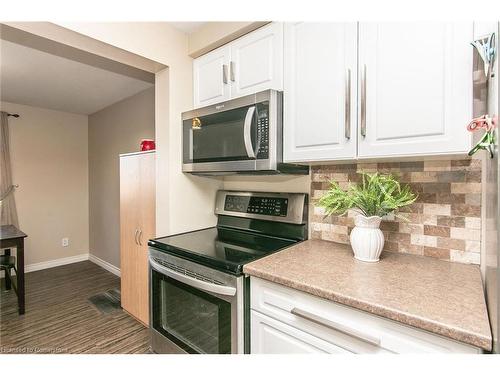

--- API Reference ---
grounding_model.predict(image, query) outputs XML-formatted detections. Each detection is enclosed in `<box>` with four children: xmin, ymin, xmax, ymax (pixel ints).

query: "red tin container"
<box><xmin>140</xmin><ymin>139</ymin><xmax>155</xmax><ymax>151</ymax></box>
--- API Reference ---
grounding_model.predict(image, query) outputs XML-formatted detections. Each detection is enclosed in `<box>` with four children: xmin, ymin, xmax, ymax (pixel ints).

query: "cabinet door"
<box><xmin>251</xmin><ymin>310</ymin><xmax>351</xmax><ymax>354</ymax></box>
<box><xmin>120</xmin><ymin>154</ymin><xmax>142</xmax><ymax>322</ymax></box>
<box><xmin>283</xmin><ymin>22</ymin><xmax>358</xmax><ymax>162</ymax></box>
<box><xmin>358</xmin><ymin>22</ymin><xmax>473</xmax><ymax>158</ymax></box>
<box><xmin>120</xmin><ymin>152</ymin><xmax>155</xmax><ymax>326</ymax></box>
<box><xmin>136</xmin><ymin>152</ymin><xmax>155</xmax><ymax>325</ymax></box>
<box><xmin>193</xmin><ymin>45</ymin><xmax>231</xmax><ymax>108</ymax></box>
<box><xmin>230</xmin><ymin>23</ymin><xmax>283</xmax><ymax>98</ymax></box>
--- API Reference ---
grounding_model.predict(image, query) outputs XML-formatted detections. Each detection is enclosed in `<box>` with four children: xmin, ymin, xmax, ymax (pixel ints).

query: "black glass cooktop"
<box><xmin>148</xmin><ymin>227</ymin><xmax>298</xmax><ymax>275</ymax></box>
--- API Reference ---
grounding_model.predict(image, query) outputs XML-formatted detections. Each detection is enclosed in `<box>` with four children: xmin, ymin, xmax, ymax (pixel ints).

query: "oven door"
<box><xmin>149</xmin><ymin>254</ymin><xmax>243</xmax><ymax>354</ymax></box>
<box><xmin>182</xmin><ymin>90</ymin><xmax>279</xmax><ymax>173</ymax></box>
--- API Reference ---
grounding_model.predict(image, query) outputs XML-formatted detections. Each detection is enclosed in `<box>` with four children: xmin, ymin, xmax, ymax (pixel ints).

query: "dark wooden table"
<box><xmin>1</xmin><ymin>225</ymin><xmax>27</xmax><ymax>314</ymax></box>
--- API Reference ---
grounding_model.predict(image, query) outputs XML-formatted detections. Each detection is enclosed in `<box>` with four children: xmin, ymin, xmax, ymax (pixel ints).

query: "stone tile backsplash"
<box><xmin>310</xmin><ymin>159</ymin><xmax>482</xmax><ymax>264</ymax></box>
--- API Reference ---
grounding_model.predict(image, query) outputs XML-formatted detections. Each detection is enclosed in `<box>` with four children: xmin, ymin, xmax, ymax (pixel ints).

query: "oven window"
<box><xmin>183</xmin><ymin>103</ymin><xmax>267</xmax><ymax>164</ymax></box>
<box><xmin>152</xmin><ymin>270</ymin><xmax>232</xmax><ymax>354</ymax></box>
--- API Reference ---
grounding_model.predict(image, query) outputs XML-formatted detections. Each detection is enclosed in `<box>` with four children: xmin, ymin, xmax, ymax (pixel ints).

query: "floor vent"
<box><xmin>88</xmin><ymin>289</ymin><xmax>121</xmax><ymax>314</ymax></box>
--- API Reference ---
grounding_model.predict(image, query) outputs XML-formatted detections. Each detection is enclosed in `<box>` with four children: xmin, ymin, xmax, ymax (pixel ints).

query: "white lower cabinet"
<box><xmin>251</xmin><ymin>310</ymin><xmax>352</xmax><ymax>353</ymax></box>
<box><xmin>250</xmin><ymin>277</ymin><xmax>480</xmax><ymax>354</ymax></box>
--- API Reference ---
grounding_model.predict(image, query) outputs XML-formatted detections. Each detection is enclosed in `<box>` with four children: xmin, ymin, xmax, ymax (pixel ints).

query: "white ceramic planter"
<box><xmin>349</xmin><ymin>215</ymin><xmax>385</xmax><ymax>262</ymax></box>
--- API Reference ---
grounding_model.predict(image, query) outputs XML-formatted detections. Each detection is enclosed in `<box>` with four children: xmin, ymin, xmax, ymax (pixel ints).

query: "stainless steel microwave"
<box><xmin>181</xmin><ymin>90</ymin><xmax>308</xmax><ymax>175</ymax></box>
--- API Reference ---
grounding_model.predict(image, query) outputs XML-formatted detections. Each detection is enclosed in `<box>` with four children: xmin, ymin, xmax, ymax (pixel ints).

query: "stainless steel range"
<box><xmin>148</xmin><ymin>190</ymin><xmax>308</xmax><ymax>354</ymax></box>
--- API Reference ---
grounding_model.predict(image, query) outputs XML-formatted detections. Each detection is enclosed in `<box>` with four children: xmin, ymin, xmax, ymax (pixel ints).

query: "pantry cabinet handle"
<box><xmin>138</xmin><ymin>229</ymin><xmax>143</xmax><ymax>246</ymax></box>
<box><xmin>344</xmin><ymin>68</ymin><xmax>351</xmax><ymax>140</ymax></box>
<box><xmin>291</xmin><ymin>307</ymin><xmax>380</xmax><ymax>347</ymax></box>
<box><xmin>230</xmin><ymin>61</ymin><xmax>236</xmax><ymax>82</ymax></box>
<box><xmin>134</xmin><ymin>229</ymin><xmax>139</xmax><ymax>245</ymax></box>
<box><xmin>360</xmin><ymin>64</ymin><xmax>367</xmax><ymax>137</ymax></box>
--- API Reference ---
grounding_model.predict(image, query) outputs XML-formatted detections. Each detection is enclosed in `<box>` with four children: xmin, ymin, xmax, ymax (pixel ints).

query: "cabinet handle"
<box><xmin>134</xmin><ymin>229</ymin><xmax>139</xmax><ymax>245</ymax></box>
<box><xmin>344</xmin><ymin>68</ymin><xmax>351</xmax><ymax>140</ymax></box>
<box><xmin>291</xmin><ymin>307</ymin><xmax>380</xmax><ymax>347</ymax></box>
<box><xmin>230</xmin><ymin>61</ymin><xmax>236</xmax><ymax>82</ymax></box>
<box><xmin>360</xmin><ymin>64</ymin><xmax>367</xmax><ymax>137</ymax></box>
<box><xmin>223</xmin><ymin>64</ymin><xmax>229</xmax><ymax>84</ymax></box>
<box><xmin>138</xmin><ymin>229</ymin><xmax>143</xmax><ymax>246</ymax></box>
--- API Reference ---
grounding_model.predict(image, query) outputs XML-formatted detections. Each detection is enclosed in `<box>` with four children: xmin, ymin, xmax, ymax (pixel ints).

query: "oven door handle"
<box><xmin>243</xmin><ymin>106</ymin><xmax>256</xmax><ymax>159</ymax></box>
<box><xmin>149</xmin><ymin>257</ymin><xmax>237</xmax><ymax>296</ymax></box>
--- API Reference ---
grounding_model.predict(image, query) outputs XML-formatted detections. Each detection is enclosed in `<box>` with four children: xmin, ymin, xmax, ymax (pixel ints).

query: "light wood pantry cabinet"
<box><xmin>193</xmin><ymin>22</ymin><xmax>283</xmax><ymax>108</ymax></box>
<box><xmin>283</xmin><ymin>22</ymin><xmax>358</xmax><ymax>162</ymax></box>
<box><xmin>120</xmin><ymin>150</ymin><xmax>155</xmax><ymax>326</ymax></box>
<box><xmin>283</xmin><ymin>22</ymin><xmax>473</xmax><ymax>162</ymax></box>
<box><xmin>250</xmin><ymin>277</ymin><xmax>481</xmax><ymax>354</ymax></box>
<box><xmin>357</xmin><ymin>22</ymin><xmax>473</xmax><ymax>158</ymax></box>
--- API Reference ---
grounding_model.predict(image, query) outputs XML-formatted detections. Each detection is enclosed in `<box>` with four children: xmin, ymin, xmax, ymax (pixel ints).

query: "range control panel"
<box><xmin>224</xmin><ymin>195</ymin><xmax>288</xmax><ymax>217</ymax></box>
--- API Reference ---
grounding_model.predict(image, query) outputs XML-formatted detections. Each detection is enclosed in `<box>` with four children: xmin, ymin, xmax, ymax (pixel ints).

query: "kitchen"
<box><xmin>1</xmin><ymin>1</ymin><xmax>500</xmax><ymax>373</ymax></box>
<box><xmin>144</xmin><ymin>20</ymin><xmax>497</xmax><ymax>355</ymax></box>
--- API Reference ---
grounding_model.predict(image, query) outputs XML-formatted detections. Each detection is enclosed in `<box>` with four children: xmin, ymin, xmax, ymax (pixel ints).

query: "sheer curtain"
<box><xmin>0</xmin><ymin>111</ymin><xmax>19</xmax><ymax>227</ymax></box>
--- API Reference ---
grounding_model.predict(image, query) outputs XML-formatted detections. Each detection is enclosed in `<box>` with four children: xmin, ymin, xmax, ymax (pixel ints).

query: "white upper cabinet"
<box><xmin>357</xmin><ymin>22</ymin><xmax>473</xmax><ymax>158</ymax></box>
<box><xmin>193</xmin><ymin>22</ymin><xmax>474</xmax><ymax>160</ymax></box>
<box><xmin>193</xmin><ymin>23</ymin><xmax>283</xmax><ymax>108</ymax></box>
<box><xmin>283</xmin><ymin>22</ymin><xmax>358</xmax><ymax>162</ymax></box>
<box><xmin>230</xmin><ymin>22</ymin><xmax>283</xmax><ymax>98</ymax></box>
<box><xmin>193</xmin><ymin>45</ymin><xmax>231</xmax><ymax>108</ymax></box>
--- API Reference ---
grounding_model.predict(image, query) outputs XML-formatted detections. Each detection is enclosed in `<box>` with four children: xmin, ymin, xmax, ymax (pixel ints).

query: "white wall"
<box><xmin>1</xmin><ymin>101</ymin><xmax>89</xmax><ymax>266</ymax></box>
<box><xmin>55</xmin><ymin>22</ymin><xmax>223</xmax><ymax>236</ymax></box>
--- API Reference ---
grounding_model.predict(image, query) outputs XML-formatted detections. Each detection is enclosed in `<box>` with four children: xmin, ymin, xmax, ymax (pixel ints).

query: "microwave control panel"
<box><xmin>256</xmin><ymin>106</ymin><xmax>269</xmax><ymax>159</ymax></box>
<box><xmin>224</xmin><ymin>195</ymin><xmax>288</xmax><ymax>217</ymax></box>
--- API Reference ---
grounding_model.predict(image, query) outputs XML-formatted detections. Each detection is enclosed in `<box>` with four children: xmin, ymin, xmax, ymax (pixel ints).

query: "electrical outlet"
<box><xmin>62</xmin><ymin>238</ymin><xmax>69</xmax><ymax>247</ymax></box>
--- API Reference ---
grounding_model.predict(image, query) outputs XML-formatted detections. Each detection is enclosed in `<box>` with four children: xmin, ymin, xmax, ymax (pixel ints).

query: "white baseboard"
<box><xmin>1</xmin><ymin>254</ymin><xmax>89</xmax><ymax>278</ymax></box>
<box><xmin>25</xmin><ymin>253</ymin><xmax>90</xmax><ymax>273</ymax></box>
<box><xmin>89</xmin><ymin>254</ymin><xmax>121</xmax><ymax>277</ymax></box>
<box><xmin>0</xmin><ymin>253</ymin><xmax>121</xmax><ymax>278</ymax></box>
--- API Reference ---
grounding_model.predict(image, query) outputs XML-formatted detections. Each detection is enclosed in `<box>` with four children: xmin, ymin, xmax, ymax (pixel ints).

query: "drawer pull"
<box><xmin>291</xmin><ymin>307</ymin><xmax>381</xmax><ymax>347</ymax></box>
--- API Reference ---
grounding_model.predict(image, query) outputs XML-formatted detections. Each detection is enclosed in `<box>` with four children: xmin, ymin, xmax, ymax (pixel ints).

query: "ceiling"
<box><xmin>0</xmin><ymin>40</ymin><xmax>154</xmax><ymax>115</ymax></box>
<box><xmin>168</xmin><ymin>22</ymin><xmax>206</xmax><ymax>34</ymax></box>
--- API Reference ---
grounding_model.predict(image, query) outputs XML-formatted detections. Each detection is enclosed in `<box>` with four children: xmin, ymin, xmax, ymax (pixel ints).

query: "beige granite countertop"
<box><xmin>243</xmin><ymin>240</ymin><xmax>492</xmax><ymax>351</ymax></box>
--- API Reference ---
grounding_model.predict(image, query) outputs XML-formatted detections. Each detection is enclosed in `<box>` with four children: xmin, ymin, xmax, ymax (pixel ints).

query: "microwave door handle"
<box><xmin>149</xmin><ymin>257</ymin><xmax>237</xmax><ymax>297</ymax></box>
<box><xmin>243</xmin><ymin>106</ymin><xmax>256</xmax><ymax>159</ymax></box>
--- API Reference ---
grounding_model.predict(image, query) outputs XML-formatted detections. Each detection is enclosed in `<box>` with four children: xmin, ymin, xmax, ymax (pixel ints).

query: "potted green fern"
<box><xmin>317</xmin><ymin>172</ymin><xmax>417</xmax><ymax>262</ymax></box>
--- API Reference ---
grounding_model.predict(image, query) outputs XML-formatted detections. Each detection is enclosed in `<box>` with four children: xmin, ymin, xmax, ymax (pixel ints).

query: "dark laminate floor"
<box><xmin>0</xmin><ymin>261</ymin><xmax>150</xmax><ymax>354</ymax></box>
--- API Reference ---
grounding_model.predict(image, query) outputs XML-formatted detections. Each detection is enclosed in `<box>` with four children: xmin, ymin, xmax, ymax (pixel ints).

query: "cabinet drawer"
<box><xmin>251</xmin><ymin>310</ymin><xmax>353</xmax><ymax>354</ymax></box>
<box><xmin>250</xmin><ymin>277</ymin><xmax>480</xmax><ymax>353</ymax></box>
